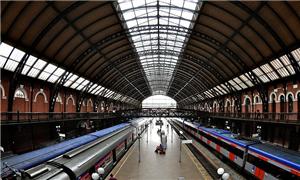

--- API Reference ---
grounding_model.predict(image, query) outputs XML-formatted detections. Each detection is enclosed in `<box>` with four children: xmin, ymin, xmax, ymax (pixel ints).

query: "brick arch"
<box><xmin>87</xmin><ymin>99</ymin><xmax>93</xmax><ymax>112</ymax></box>
<box><xmin>1</xmin><ymin>83</ymin><xmax>7</xmax><ymax>112</ymax></box>
<box><xmin>66</xmin><ymin>95</ymin><xmax>75</xmax><ymax>112</ymax></box>
<box><xmin>14</xmin><ymin>86</ymin><xmax>29</xmax><ymax>101</ymax></box>
<box><xmin>277</xmin><ymin>93</ymin><xmax>285</xmax><ymax>102</ymax></box>
<box><xmin>56</xmin><ymin>93</ymin><xmax>63</xmax><ymax>104</ymax></box>
<box><xmin>243</xmin><ymin>95</ymin><xmax>252</xmax><ymax>105</ymax></box>
<box><xmin>13</xmin><ymin>86</ymin><xmax>29</xmax><ymax>112</ymax></box>
<box><xmin>34</xmin><ymin>89</ymin><xmax>48</xmax><ymax>103</ymax></box>
<box><xmin>296</xmin><ymin>90</ymin><xmax>300</xmax><ymax>101</ymax></box>
<box><xmin>225</xmin><ymin>98</ymin><xmax>231</xmax><ymax>112</ymax></box>
<box><xmin>0</xmin><ymin>83</ymin><xmax>6</xmax><ymax>99</ymax></box>
<box><xmin>66</xmin><ymin>95</ymin><xmax>75</xmax><ymax>105</ymax></box>
<box><xmin>253</xmin><ymin>95</ymin><xmax>261</xmax><ymax>104</ymax></box>
<box><xmin>286</xmin><ymin>92</ymin><xmax>294</xmax><ymax>101</ymax></box>
<box><xmin>54</xmin><ymin>93</ymin><xmax>63</xmax><ymax>112</ymax></box>
<box><xmin>269</xmin><ymin>92</ymin><xmax>277</xmax><ymax>103</ymax></box>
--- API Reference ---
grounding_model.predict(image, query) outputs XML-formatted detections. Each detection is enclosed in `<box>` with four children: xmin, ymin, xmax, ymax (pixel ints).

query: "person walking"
<box><xmin>109</xmin><ymin>174</ymin><xmax>117</xmax><ymax>180</ymax></box>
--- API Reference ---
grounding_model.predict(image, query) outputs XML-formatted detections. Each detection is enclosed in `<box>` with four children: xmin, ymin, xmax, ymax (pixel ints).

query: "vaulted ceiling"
<box><xmin>1</xmin><ymin>1</ymin><xmax>300</xmax><ymax>106</ymax></box>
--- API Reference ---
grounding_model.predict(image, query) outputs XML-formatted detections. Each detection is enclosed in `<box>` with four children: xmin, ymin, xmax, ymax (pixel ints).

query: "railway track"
<box><xmin>169</xmin><ymin>120</ymin><xmax>246</xmax><ymax>180</ymax></box>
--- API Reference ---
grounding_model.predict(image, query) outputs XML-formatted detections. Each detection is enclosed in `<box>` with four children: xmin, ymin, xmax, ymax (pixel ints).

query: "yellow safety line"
<box><xmin>183</xmin><ymin>145</ymin><xmax>212</xmax><ymax>179</ymax></box>
<box><xmin>114</xmin><ymin>142</ymin><xmax>137</xmax><ymax>176</ymax></box>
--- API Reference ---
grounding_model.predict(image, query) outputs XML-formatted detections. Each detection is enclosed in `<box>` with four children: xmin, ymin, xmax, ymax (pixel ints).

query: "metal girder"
<box><xmin>173</xmin><ymin>2</ymin><xmax>268</xmax><ymax>104</ymax></box>
<box><xmin>47</xmin><ymin>2</ymin><xmax>146</xmax><ymax>102</ymax></box>
<box><xmin>49</xmin><ymin>71</ymin><xmax>70</xmax><ymax>112</ymax></box>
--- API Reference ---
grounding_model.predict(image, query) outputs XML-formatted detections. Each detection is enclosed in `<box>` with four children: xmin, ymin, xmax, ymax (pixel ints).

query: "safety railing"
<box><xmin>209</xmin><ymin>112</ymin><xmax>300</xmax><ymax>124</ymax></box>
<box><xmin>119</xmin><ymin>108</ymin><xmax>208</xmax><ymax>118</ymax></box>
<box><xmin>0</xmin><ymin>112</ymin><xmax>118</xmax><ymax>125</ymax></box>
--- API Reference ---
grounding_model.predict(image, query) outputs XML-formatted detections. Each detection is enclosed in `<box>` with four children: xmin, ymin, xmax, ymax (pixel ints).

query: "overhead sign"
<box><xmin>182</xmin><ymin>140</ymin><xmax>192</xmax><ymax>144</ymax></box>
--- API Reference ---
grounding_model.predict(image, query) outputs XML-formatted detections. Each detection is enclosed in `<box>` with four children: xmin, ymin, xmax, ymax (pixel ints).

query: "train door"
<box><xmin>132</xmin><ymin>133</ymin><xmax>134</xmax><ymax>141</ymax></box>
<box><xmin>125</xmin><ymin>139</ymin><xmax>127</xmax><ymax>150</ymax></box>
<box><xmin>112</xmin><ymin>149</ymin><xmax>117</xmax><ymax>164</ymax></box>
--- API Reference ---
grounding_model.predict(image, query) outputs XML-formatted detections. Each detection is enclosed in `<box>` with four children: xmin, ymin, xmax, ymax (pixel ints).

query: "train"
<box><xmin>172</xmin><ymin>118</ymin><xmax>300</xmax><ymax>180</ymax></box>
<box><xmin>1</xmin><ymin>118</ymin><xmax>149</xmax><ymax>179</ymax></box>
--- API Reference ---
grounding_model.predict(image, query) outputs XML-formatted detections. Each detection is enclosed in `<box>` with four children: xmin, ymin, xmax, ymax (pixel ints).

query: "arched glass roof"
<box><xmin>1</xmin><ymin>1</ymin><xmax>300</xmax><ymax>107</ymax></box>
<box><xmin>118</xmin><ymin>0</ymin><xmax>200</xmax><ymax>95</ymax></box>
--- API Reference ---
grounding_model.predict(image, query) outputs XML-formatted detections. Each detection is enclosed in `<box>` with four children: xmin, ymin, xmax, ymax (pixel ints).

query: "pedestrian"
<box><xmin>109</xmin><ymin>173</ymin><xmax>117</xmax><ymax>180</ymax></box>
<box><xmin>256</xmin><ymin>109</ymin><xmax>261</xmax><ymax>119</ymax></box>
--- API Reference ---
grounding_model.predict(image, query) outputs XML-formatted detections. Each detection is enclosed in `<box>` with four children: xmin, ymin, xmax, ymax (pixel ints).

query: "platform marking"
<box><xmin>183</xmin><ymin>145</ymin><xmax>212</xmax><ymax>180</ymax></box>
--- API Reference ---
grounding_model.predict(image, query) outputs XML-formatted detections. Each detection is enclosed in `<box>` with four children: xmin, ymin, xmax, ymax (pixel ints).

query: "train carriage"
<box><xmin>172</xmin><ymin>118</ymin><xmax>300</xmax><ymax>180</ymax></box>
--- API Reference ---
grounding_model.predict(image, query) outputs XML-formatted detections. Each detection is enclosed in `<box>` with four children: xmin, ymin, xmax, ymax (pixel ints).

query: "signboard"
<box><xmin>182</xmin><ymin>140</ymin><xmax>192</xmax><ymax>144</ymax></box>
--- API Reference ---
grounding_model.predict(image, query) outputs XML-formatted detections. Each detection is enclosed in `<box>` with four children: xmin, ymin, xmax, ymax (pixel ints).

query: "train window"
<box><xmin>247</xmin><ymin>154</ymin><xmax>297</xmax><ymax>179</ymax></box>
<box><xmin>190</xmin><ymin>126</ymin><xmax>244</xmax><ymax>158</ymax></box>
<box><xmin>116</xmin><ymin>142</ymin><xmax>125</xmax><ymax>157</ymax></box>
<box><xmin>95</xmin><ymin>152</ymin><xmax>113</xmax><ymax>170</ymax></box>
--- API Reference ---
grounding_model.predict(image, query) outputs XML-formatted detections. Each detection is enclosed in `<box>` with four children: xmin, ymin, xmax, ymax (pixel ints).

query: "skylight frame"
<box><xmin>118</xmin><ymin>0</ymin><xmax>199</xmax><ymax>95</ymax></box>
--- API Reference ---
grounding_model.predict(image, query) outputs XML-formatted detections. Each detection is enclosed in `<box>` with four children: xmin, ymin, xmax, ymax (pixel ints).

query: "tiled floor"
<box><xmin>108</xmin><ymin>118</ymin><xmax>210</xmax><ymax>180</ymax></box>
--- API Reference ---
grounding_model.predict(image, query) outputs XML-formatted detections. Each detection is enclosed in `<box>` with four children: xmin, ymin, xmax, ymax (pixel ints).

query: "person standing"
<box><xmin>109</xmin><ymin>174</ymin><xmax>117</xmax><ymax>180</ymax></box>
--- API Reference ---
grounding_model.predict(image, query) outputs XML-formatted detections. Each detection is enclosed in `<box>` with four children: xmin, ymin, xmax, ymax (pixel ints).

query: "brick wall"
<box><xmin>0</xmin><ymin>75</ymin><xmax>121</xmax><ymax>113</ymax></box>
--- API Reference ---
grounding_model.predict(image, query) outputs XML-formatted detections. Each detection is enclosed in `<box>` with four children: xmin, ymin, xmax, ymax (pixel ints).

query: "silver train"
<box><xmin>23</xmin><ymin>119</ymin><xmax>148</xmax><ymax>180</ymax></box>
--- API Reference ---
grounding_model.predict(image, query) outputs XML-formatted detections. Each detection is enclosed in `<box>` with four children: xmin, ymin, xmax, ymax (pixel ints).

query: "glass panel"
<box><xmin>0</xmin><ymin>43</ymin><xmax>13</xmax><ymax>57</ymax></box>
<box><xmin>118</xmin><ymin>0</ymin><xmax>198</xmax><ymax>94</ymax></box>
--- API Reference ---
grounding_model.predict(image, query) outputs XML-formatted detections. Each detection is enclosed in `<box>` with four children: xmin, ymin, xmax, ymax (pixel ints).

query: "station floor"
<box><xmin>107</xmin><ymin>119</ymin><xmax>212</xmax><ymax>180</ymax></box>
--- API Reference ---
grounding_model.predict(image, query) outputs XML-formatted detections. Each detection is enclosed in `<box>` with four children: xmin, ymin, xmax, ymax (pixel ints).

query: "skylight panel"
<box><xmin>0</xmin><ymin>43</ymin><xmax>13</xmax><ymax>57</ymax></box>
<box><xmin>21</xmin><ymin>65</ymin><xmax>31</xmax><ymax>75</ymax></box>
<box><xmin>26</xmin><ymin>55</ymin><xmax>38</xmax><ymax>66</ymax></box>
<box><xmin>53</xmin><ymin>68</ymin><xmax>65</xmax><ymax>76</ymax></box>
<box><xmin>34</xmin><ymin>59</ymin><xmax>47</xmax><ymax>70</ymax></box>
<box><xmin>233</xmin><ymin>77</ymin><xmax>247</xmax><ymax>89</ymax></box>
<box><xmin>89</xmin><ymin>84</ymin><xmax>98</xmax><ymax>93</ymax></box>
<box><xmin>44</xmin><ymin>64</ymin><xmax>57</xmax><ymax>73</ymax></box>
<box><xmin>9</xmin><ymin>48</ymin><xmax>25</xmax><ymax>61</ymax></box>
<box><xmin>3</xmin><ymin>48</ymin><xmax>25</xmax><ymax>71</ymax></box>
<box><xmin>64</xmin><ymin>74</ymin><xmax>78</xmax><ymax>87</ymax></box>
<box><xmin>279</xmin><ymin>55</ymin><xmax>295</xmax><ymax>75</ymax></box>
<box><xmin>38</xmin><ymin>71</ymin><xmax>51</xmax><ymax>80</ymax></box>
<box><xmin>27</xmin><ymin>68</ymin><xmax>40</xmax><ymax>78</ymax></box>
<box><xmin>270</xmin><ymin>58</ymin><xmax>291</xmax><ymax>77</ymax></box>
<box><xmin>253</xmin><ymin>68</ymin><xmax>263</xmax><ymax>76</ymax></box>
<box><xmin>47</xmin><ymin>74</ymin><xmax>60</xmax><ymax>83</ymax></box>
<box><xmin>239</xmin><ymin>74</ymin><xmax>253</xmax><ymax>87</ymax></box>
<box><xmin>123</xmin><ymin>11</ymin><xmax>135</xmax><ymax>19</ymax></box>
<box><xmin>118</xmin><ymin>0</ymin><xmax>199</xmax><ymax>94</ymax></box>
<box><xmin>0</xmin><ymin>56</ymin><xmax>6</xmax><ymax>68</ymax></box>
<box><xmin>291</xmin><ymin>48</ymin><xmax>300</xmax><ymax>66</ymax></box>
<box><xmin>260</xmin><ymin>64</ymin><xmax>279</xmax><ymax>80</ymax></box>
<box><xmin>4</xmin><ymin>59</ymin><xmax>19</xmax><ymax>71</ymax></box>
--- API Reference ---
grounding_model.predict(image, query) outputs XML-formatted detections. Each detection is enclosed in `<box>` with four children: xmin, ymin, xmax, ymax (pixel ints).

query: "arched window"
<box><xmin>245</xmin><ymin>98</ymin><xmax>251</xmax><ymax>113</ymax></box>
<box><xmin>14</xmin><ymin>89</ymin><xmax>25</xmax><ymax>98</ymax></box>
<box><xmin>279</xmin><ymin>95</ymin><xmax>285</xmax><ymax>113</ymax></box>
<box><xmin>142</xmin><ymin>95</ymin><xmax>176</xmax><ymax>108</ymax></box>
<box><xmin>287</xmin><ymin>94</ymin><xmax>293</xmax><ymax>112</ymax></box>
<box><xmin>225</xmin><ymin>100</ymin><xmax>231</xmax><ymax>112</ymax></box>
<box><xmin>56</xmin><ymin>94</ymin><xmax>62</xmax><ymax>103</ymax></box>
<box><xmin>271</xmin><ymin>94</ymin><xmax>276</xmax><ymax>113</ymax></box>
<box><xmin>255</xmin><ymin>96</ymin><xmax>260</xmax><ymax>104</ymax></box>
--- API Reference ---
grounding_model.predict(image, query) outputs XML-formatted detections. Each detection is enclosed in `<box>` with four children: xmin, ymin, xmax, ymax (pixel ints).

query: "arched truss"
<box><xmin>1</xmin><ymin>1</ymin><xmax>300</xmax><ymax>107</ymax></box>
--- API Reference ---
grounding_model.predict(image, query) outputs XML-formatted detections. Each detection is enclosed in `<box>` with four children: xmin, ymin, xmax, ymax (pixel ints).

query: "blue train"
<box><xmin>173</xmin><ymin>118</ymin><xmax>300</xmax><ymax>180</ymax></box>
<box><xmin>1</xmin><ymin>118</ymin><xmax>148</xmax><ymax>179</ymax></box>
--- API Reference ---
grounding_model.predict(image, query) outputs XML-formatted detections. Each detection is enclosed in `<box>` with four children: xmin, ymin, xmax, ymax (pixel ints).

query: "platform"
<box><xmin>107</xmin><ymin>118</ymin><xmax>211</xmax><ymax>180</ymax></box>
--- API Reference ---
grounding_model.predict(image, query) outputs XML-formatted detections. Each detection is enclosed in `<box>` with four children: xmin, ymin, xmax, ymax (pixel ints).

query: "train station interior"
<box><xmin>1</xmin><ymin>1</ymin><xmax>300</xmax><ymax>180</ymax></box>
